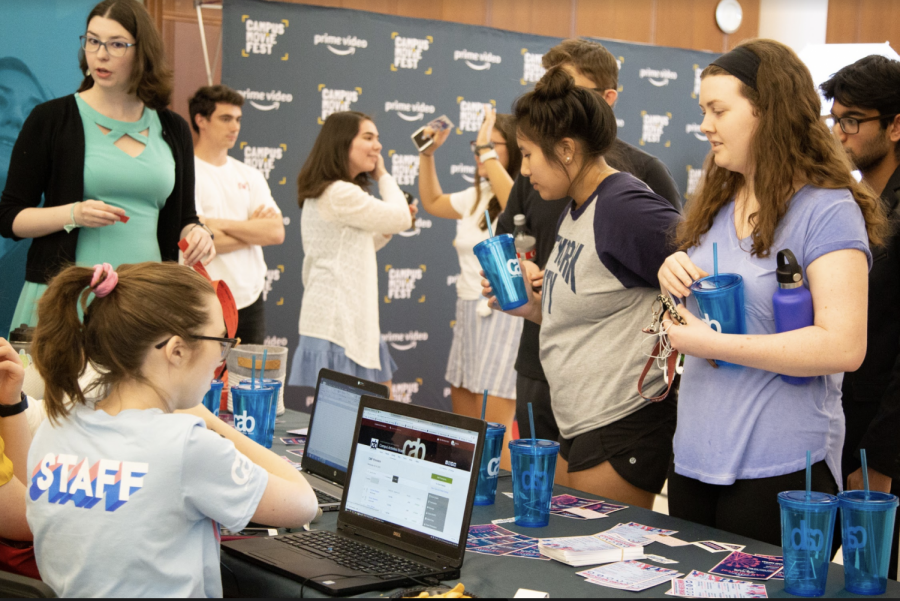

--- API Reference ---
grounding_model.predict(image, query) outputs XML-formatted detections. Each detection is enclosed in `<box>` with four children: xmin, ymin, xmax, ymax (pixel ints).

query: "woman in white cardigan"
<box><xmin>288</xmin><ymin>112</ymin><xmax>414</xmax><ymax>392</ymax></box>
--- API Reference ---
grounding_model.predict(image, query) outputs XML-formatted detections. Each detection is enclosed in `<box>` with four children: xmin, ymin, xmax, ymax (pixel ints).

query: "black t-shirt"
<box><xmin>496</xmin><ymin>139</ymin><xmax>681</xmax><ymax>381</ymax></box>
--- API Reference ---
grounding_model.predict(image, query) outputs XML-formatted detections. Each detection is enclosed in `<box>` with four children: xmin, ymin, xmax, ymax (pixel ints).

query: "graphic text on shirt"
<box><xmin>30</xmin><ymin>453</ymin><xmax>148</xmax><ymax>511</ymax></box>
<box><xmin>542</xmin><ymin>234</ymin><xmax>584</xmax><ymax>315</ymax></box>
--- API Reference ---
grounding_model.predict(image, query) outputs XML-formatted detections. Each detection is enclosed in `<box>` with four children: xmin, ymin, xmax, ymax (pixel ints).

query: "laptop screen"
<box><xmin>343</xmin><ymin>407</ymin><xmax>478</xmax><ymax>546</ymax></box>
<box><xmin>305</xmin><ymin>377</ymin><xmax>386</xmax><ymax>473</ymax></box>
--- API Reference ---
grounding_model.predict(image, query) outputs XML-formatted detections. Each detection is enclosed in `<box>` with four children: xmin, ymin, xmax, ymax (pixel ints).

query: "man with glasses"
<box><xmin>495</xmin><ymin>38</ymin><xmax>681</xmax><ymax>488</ymax></box>
<box><xmin>821</xmin><ymin>55</ymin><xmax>900</xmax><ymax>577</ymax></box>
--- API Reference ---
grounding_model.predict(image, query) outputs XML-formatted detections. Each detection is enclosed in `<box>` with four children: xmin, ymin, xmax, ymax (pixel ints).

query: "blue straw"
<box><xmin>713</xmin><ymin>242</ymin><xmax>719</xmax><ymax>286</ymax></box>
<box><xmin>805</xmin><ymin>450</ymin><xmax>811</xmax><ymax>501</ymax></box>
<box><xmin>485</xmin><ymin>209</ymin><xmax>494</xmax><ymax>237</ymax></box>
<box><xmin>861</xmin><ymin>449</ymin><xmax>870</xmax><ymax>499</ymax></box>
<box><xmin>480</xmin><ymin>390</ymin><xmax>488</xmax><ymax>421</ymax></box>
<box><xmin>251</xmin><ymin>357</ymin><xmax>256</xmax><ymax>390</ymax></box>
<box><xmin>527</xmin><ymin>402</ymin><xmax>536</xmax><ymax>447</ymax></box>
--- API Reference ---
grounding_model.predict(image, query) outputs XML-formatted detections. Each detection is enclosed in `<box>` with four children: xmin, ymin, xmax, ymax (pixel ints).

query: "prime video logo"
<box><xmin>238</xmin><ymin>88</ymin><xmax>293</xmax><ymax>111</ymax></box>
<box><xmin>313</xmin><ymin>33</ymin><xmax>368</xmax><ymax>55</ymax></box>
<box><xmin>451</xmin><ymin>163</ymin><xmax>476</xmax><ymax>184</ymax></box>
<box><xmin>685</xmin><ymin>123</ymin><xmax>706</xmax><ymax>141</ymax></box>
<box><xmin>397</xmin><ymin>216</ymin><xmax>433</xmax><ymax>238</ymax></box>
<box><xmin>453</xmin><ymin>49</ymin><xmax>502</xmax><ymax>71</ymax></box>
<box><xmin>385</xmin><ymin>100</ymin><xmax>436</xmax><ymax>122</ymax></box>
<box><xmin>639</xmin><ymin>68</ymin><xmax>678</xmax><ymax>87</ymax></box>
<box><xmin>382</xmin><ymin>330</ymin><xmax>429</xmax><ymax>351</ymax></box>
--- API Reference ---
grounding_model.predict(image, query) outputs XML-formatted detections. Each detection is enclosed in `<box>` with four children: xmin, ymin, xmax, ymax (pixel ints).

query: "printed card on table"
<box><xmin>280</xmin><ymin>437</ymin><xmax>307</xmax><ymax>446</ymax></box>
<box><xmin>670</xmin><ymin>578</ymin><xmax>769</xmax><ymax>598</ymax></box>
<box><xmin>468</xmin><ymin>524</ymin><xmax>514</xmax><ymax>539</ymax></box>
<box><xmin>578</xmin><ymin>560</ymin><xmax>681</xmax><ymax>592</ymax></box>
<box><xmin>647</xmin><ymin>534</ymin><xmax>693</xmax><ymax>547</ymax></box>
<box><xmin>596</xmin><ymin>522</ymin><xmax>678</xmax><ymax>546</ymax></box>
<box><xmin>709</xmin><ymin>552</ymin><xmax>783</xmax><ymax>580</ymax></box>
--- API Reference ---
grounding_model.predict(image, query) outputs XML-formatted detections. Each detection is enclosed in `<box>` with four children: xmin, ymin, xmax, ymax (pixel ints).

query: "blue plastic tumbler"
<box><xmin>690</xmin><ymin>273</ymin><xmax>746</xmax><ymax>368</ymax></box>
<box><xmin>474</xmin><ymin>234</ymin><xmax>528</xmax><ymax>311</ymax></box>
<box><xmin>509</xmin><ymin>439</ymin><xmax>559</xmax><ymax>527</ymax></box>
<box><xmin>778</xmin><ymin>491</ymin><xmax>839</xmax><ymax>597</ymax></box>
<box><xmin>839</xmin><ymin>491</ymin><xmax>899</xmax><ymax>595</ymax></box>
<box><xmin>201</xmin><ymin>380</ymin><xmax>224</xmax><ymax>417</ymax></box>
<box><xmin>230</xmin><ymin>383</ymin><xmax>276</xmax><ymax>448</ymax></box>
<box><xmin>473</xmin><ymin>423</ymin><xmax>506</xmax><ymax>506</ymax></box>
<box><xmin>241</xmin><ymin>378</ymin><xmax>282</xmax><ymax>451</ymax></box>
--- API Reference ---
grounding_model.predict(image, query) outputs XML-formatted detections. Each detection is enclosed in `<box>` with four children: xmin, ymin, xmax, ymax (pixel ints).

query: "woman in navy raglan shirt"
<box><xmin>483</xmin><ymin>66</ymin><xmax>681</xmax><ymax>509</ymax></box>
<box><xmin>658</xmin><ymin>39</ymin><xmax>887</xmax><ymax>546</ymax></box>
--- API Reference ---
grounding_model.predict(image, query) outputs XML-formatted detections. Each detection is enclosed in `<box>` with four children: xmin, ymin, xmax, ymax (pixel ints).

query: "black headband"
<box><xmin>710</xmin><ymin>46</ymin><xmax>760</xmax><ymax>90</ymax></box>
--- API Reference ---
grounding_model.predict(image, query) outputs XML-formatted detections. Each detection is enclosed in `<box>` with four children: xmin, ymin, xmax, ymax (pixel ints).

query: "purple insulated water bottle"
<box><xmin>773</xmin><ymin>249</ymin><xmax>813</xmax><ymax>385</ymax></box>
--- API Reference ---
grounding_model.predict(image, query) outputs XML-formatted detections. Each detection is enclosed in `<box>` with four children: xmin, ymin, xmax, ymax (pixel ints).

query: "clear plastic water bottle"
<box><xmin>773</xmin><ymin>249</ymin><xmax>814</xmax><ymax>385</ymax></box>
<box><xmin>513</xmin><ymin>214</ymin><xmax>536</xmax><ymax>262</ymax></box>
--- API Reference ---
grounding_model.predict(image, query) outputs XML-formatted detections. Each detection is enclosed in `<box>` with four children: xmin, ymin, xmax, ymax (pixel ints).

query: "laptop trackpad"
<box><xmin>251</xmin><ymin>547</ymin><xmax>308</xmax><ymax>566</ymax></box>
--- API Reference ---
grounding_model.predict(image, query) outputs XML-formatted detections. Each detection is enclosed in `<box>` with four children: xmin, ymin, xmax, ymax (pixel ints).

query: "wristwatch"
<box><xmin>0</xmin><ymin>392</ymin><xmax>28</xmax><ymax>418</ymax></box>
<box><xmin>479</xmin><ymin>149</ymin><xmax>500</xmax><ymax>163</ymax></box>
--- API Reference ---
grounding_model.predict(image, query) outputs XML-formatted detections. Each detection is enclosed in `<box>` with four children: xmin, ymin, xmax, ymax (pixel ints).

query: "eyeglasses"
<box><xmin>470</xmin><ymin>141</ymin><xmax>507</xmax><ymax>154</ymax></box>
<box><xmin>826</xmin><ymin>113</ymin><xmax>899</xmax><ymax>135</ymax></box>
<box><xmin>154</xmin><ymin>335</ymin><xmax>241</xmax><ymax>363</ymax></box>
<box><xmin>80</xmin><ymin>35</ymin><xmax>136</xmax><ymax>58</ymax></box>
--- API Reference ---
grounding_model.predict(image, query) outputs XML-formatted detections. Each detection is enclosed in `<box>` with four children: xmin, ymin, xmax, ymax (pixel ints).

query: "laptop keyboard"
<box><xmin>314</xmin><ymin>489</ymin><xmax>340</xmax><ymax>506</ymax></box>
<box><xmin>280</xmin><ymin>531</ymin><xmax>432</xmax><ymax>578</ymax></box>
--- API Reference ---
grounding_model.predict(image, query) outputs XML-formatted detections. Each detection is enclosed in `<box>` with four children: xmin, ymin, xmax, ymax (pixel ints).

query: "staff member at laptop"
<box><xmin>289</xmin><ymin>111</ymin><xmax>416</xmax><ymax>395</ymax></box>
<box><xmin>26</xmin><ymin>261</ymin><xmax>318</xmax><ymax>598</ymax></box>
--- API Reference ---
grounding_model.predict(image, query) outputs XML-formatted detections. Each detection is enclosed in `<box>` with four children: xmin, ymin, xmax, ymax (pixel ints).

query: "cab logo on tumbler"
<box><xmin>241</xmin><ymin>15</ymin><xmax>289</xmax><ymax>59</ymax></box>
<box><xmin>521</xmin><ymin>50</ymin><xmax>546</xmax><ymax>85</ymax></box>
<box><xmin>385</xmin><ymin>265</ymin><xmax>425</xmax><ymax>301</ymax></box>
<box><xmin>241</xmin><ymin>142</ymin><xmax>285</xmax><ymax>180</ymax></box>
<box><xmin>454</xmin><ymin>49</ymin><xmax>502</xmax><ymax>71</ymax></box>
<box><xmin>238</xmin><ymin>88</ymin><xmax>293</xmax><ymax>112</ymax></box>
<box><xmin>640</xmin><ymin>111</ymin><xmax>672</xmax><ymax>146</ymax></box>
<box><xmin>639</xmin><ymin>67</ymin><xmax>678</xmax><ymax>87</ymax></box>
<box><xmin>313</xmin><ymin>32</ymin><xmax>368</xmax><ymax>56</ymax></box>
<box><xmin>385</xmin><ymin>100</ymin><xmax>436</xmax><ymax>122</ymax></box>
<box><xmin>391</xmin><ymin>32</ymin><xmax>432</xmax><ymax>72</ymax></box>
<box><xmin>318</xmin><ymin>84</ymin><xmax>361</xmax><ymax>123</ymax></box>
<box><xmin>390</xmin><ymin>151</ymin><xmax>419</xmax><ymax>185</ymax></box>
<box><xmin>392</xmin><ymin>380</ymin><xmax>422</xmax><ymax>404</ymax></box>
<box><xmin>457</xmin><ymin>98</ymin><xmax>494</xmax><ymax>132</ymax></box>
<box><xmin>30</xmin><ymin>453</ymin><xmax>148</xmax><ymax>512</ymax></box>
<box><xmin>382</xmin><ymin>330</ymin><xmax>429</xmax><ymax>351</ymax></box>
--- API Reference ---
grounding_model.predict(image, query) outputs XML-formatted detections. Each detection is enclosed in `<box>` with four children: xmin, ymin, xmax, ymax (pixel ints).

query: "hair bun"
<box><xmin>533</xmin><ymin>65</ymin><xmax>576</xmax><ymax>101</ymax></box>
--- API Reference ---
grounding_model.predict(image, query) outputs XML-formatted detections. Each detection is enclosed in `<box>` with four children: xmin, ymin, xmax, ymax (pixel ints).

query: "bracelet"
<box><xmin>64</xmin><ymin>202</ymin><xmax>81</xmax><ymax>233</ymax></box>
<box><xmin>0</xmin><ymin>392</ymin><xmax>28</xmax><ymax>418</ymax></box>
<box><xmin>190</xmin><ymin>223</ymin><xmax>215</xmax><ymax>240</ymax></box>
<box><xmin>479</xmin><ymin>149</ymin><xmax>499</xmax><ymax>163</ymax></box>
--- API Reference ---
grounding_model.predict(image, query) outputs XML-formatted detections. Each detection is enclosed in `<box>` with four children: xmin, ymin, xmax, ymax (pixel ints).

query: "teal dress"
<box><xmin>11</xmin><ymin>94</ymin><xmax>175</xmax><ymax>328</ymax></box>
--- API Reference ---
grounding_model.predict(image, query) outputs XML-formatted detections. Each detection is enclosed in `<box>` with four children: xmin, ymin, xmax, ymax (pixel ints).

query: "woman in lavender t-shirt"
<box><xmin>657</xmin><ymin>39</ymin><xmax>888</xmax><ymax>546</ymax></box>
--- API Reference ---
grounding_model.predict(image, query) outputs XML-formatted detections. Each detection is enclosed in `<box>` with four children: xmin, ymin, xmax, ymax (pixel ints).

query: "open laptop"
<box><xmin>300</xmin><ymin>369</ymin><xmax>390</xmax><ymax>511</ymax></box>
<box><xmin>223</xmin><ymin>395</ymin><xmax>486</xmax><ymax>596</ymax></box>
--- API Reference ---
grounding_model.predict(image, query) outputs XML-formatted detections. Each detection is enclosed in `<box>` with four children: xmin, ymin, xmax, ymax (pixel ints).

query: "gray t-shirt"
<box><xmin>540</xmin><ymin>172</ymin><xmax>681</xmax><ymax>439</ymax></box>
<box><xmin>26</xmin><ymin>404</ymin><xmax>268</xmax><ymax>597</ymax></box>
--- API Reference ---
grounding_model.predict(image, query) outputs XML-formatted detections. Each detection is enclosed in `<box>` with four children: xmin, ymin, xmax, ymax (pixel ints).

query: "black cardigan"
<box><xmin>0</xmin><ymin>95</ymin><xmax>200</xmax><ymax>284</ymax></box>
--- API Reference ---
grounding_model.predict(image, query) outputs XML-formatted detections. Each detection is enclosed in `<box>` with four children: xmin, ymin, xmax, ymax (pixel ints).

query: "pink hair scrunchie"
<box><xmin>90</xmin><ymin>263</ymin><xmax>118</xmax><ymax>298</ymax></box>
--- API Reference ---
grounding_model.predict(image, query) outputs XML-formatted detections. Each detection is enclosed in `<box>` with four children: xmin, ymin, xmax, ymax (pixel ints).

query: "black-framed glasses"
<box><xmin>155</xmin><ymin>335</ymin><xmax>241</xmax><ymax>363</ymax></box>
<box><xmin>469</xmin><ymin>141</ymin><xmax>507</xmax><ymax>154</ymax></box>
<box><xmin>826</xmin><ymin>113</ymin><xmax>899</xmax><ymax>135</ymax></box>
<box><xmin>80</xmin><ymin>35</ymin><xmax>136</xmax><ymax>58</ymax></box>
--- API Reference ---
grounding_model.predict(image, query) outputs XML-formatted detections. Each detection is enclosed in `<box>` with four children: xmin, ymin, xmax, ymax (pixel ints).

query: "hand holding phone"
<box><xmin>411</xmin><ymin>114</ymin><xmax>455</xmax><ymax>154</ymax></box>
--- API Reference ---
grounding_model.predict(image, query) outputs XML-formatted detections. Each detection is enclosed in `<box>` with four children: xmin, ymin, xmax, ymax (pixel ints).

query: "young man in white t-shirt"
<box><xmin>189</xmin><ymin>85</ymin><xmax>285</xmax><ymax>344</ymax></box>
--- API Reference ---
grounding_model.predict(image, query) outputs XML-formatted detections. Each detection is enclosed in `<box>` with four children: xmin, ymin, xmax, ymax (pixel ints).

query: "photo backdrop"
<box><xmin>222</xmin><ymin>0</ymin><xmax>718</xmax><ymax>412</ymax></box>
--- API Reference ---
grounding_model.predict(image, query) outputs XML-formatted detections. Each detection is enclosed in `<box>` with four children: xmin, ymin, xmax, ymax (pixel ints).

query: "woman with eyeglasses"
<box><xmin>417</xmin><ymin>107</ymin><xmax>522</xmax><ymax>468</ymax></box>
<box><xmin>0</xmin><ymin>0</ymin><xmax>214</xmax><ymax>332</ymax></box>
<box><xmin>26</xmin><ymin>261</ymin><xmax>318</xmax><ymax>597</ymax></box>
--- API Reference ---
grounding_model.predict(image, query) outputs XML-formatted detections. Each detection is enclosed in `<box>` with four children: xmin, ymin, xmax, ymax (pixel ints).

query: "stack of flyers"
<box><xmin>280</xmin><ymin>436</ymin><xmax>307</xmax><ymax>446</ymax></box>
<box><xmin>538</xmin><ymin>534</ymin><xmax>643</xmax><ymax>567</ymax></box>
<box><xmin>577</xmin><ymin>560</ymin><xmax>682</xmax><ymax>592</ymax></box>
<box><xmin>709</xmin><ymin>552</ymin><xmax>783</xmax><ymax>581</ymax></box>
<box><xmin>549</xmin><ymin>494</ymin><xmax>627</xmax><ymax>520</ymax></box>
<box><xmin>595</xmin><ymin>522</ymin><xmax>679</xmax><ymax>546</ymax></box>
<box><xmin>667</xmin><ymin>570</ymin><xmax>768</xmax><ymax>598</ymax></box>
<box><xmin>693</xmin><ymin>540</ymin><xmax>746</xmax><ymax>553</ymax></box>
<box><xmin>286</xmin><ymin>448</ymin><xmax>305</xmax><ymax>459</ymax></box>
<box><xmin>466</xmin><ymin>524</ymin><xmax>548</xmax><ymax>560</ymax></box>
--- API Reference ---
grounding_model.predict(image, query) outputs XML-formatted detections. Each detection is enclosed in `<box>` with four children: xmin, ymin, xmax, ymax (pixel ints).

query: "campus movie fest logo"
<box><xmin>262</xmin><ymin>265</ymin><xmax>284</xmax><ymax>302</ymax></box>
<box><xmin>456</xmin><ymin>98</ymin><xmax>494</xmax><ymax>133</ymax></box>
<box><xmin>639</xmin><ymin>67</ymin><xmax>678</xmax><ymax>87</ymax></box>
<box><xmin>451</xmin><ymin>163</ymin><xmax>476</xmax><ymax>184</ymax></box>
<box><xmin>391</xmin><ymin>32</ymin><xmax>433</xmax><ymax>73</ymax></box>
<box><xmin>521</xmin><ymin>49</ymin><xmax>545</xmax><ymax>85</ymax></box>
<box><xmin>382</xmin><ymin>330</ymin><xmax>429</xmax><ymax>351</ymax></box>
<box><xmin>385</xmin><ymin>99</ymin><xmax>435</xmax><ymax>122</ymax></box>
<box><xmin>237</xmin><ymin>88</ymin><xmax>293</xmax><ymax>111</ymax></box>
<box><xmin>685</xmin><ymin>123</ymin><xmax>706</xmax><ymax>142</ymax></box>
<box><xmin>453</xmin><ymin>49</ymin><xmax>502</xmax><ymax>71</ymax></box>
<box><xmin>384</xmin><ymin>265</ymin><xmax>426</xmax><ymax>302</ymax></box>
<box><xmin>392</xmin><ymin>379</ymin><xmax>422</xmax><ymax>404</ymax></box>
<box><xmin>685</xmin><ymin>165</ymin><xmax>703</xmax><ymax>197</ymax></box>
<box><xmin>313</xmin><ymin>32</ymin><xmax>368</xmax><ymax>56</ymax></box>
<box><xmin>389</xmin><ymin>151</ymin><xmax>419</xmax><ymax>185</ymax></box>
<box><xmin>318</xmin><ymin>84</ymin><xmax>361</xmax><ymax>123</ymax></box>
<box><xmin>640</xmin><ymin>111</ymin><xmax>672</xmax><ymax>147</ymax></box>
<box><xmin>30</xmin><ymin>454</ymin><xmax>147</xmax><ymax>512</ymax></box>
<box><xmin>241</xmin><ymin>142</ymin><xmax>285</xmax><ymax>180</ymax></box>
<box><xmin>241</xmin><ymin>15</ymin><xmax>289</xmax><ymax>59</ymax></box>
<box><xmin>692</xmin><ymin>64</ymin><xmax>703</xmax><ymax>98</ymax></box>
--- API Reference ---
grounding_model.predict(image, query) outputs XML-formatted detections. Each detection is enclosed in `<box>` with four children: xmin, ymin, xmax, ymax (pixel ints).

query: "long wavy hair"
<box><xmin>474</xmin><ymin>114</ymin><xmax>522</xmax><ymax>230</ymax></box>
<box><xmin>677</xmin><ymin>39</ymin><xmax>887</xmax><ymax>257</ymax></box>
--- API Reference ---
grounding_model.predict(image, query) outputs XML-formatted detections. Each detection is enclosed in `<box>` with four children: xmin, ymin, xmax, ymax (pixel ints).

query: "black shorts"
<box><xmin>558</xmin><ymin>391</ymin><xmax>677</xmax><ymax>494</ymax></box>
